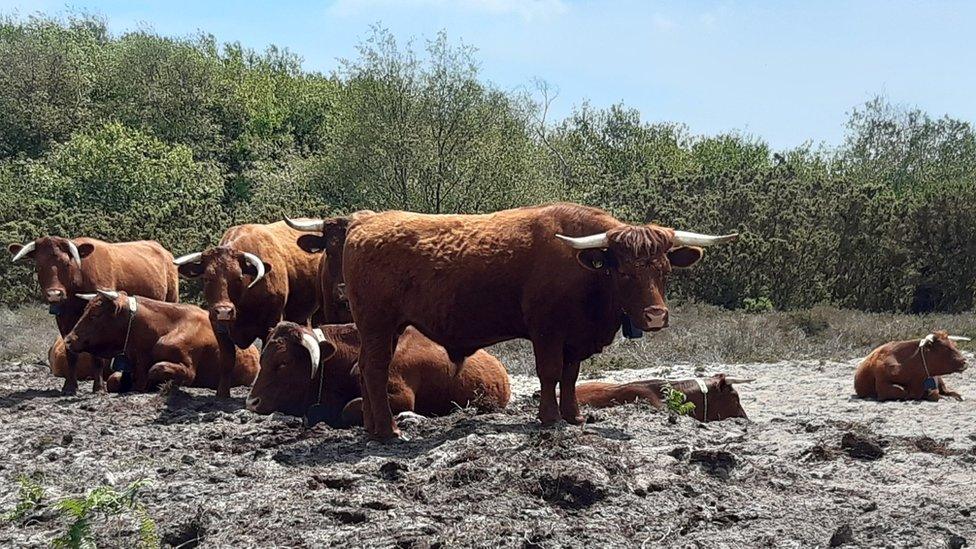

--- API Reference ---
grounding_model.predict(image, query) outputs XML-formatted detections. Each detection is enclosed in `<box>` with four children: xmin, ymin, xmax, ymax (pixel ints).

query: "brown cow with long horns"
<box><xmin>173</xmin><ymin>222</ymin><xmax>321</xmax><ymax>397</ymax></box>
<box><xmin>575</xmin><ymin>375</ymin><xmax>752</xmax><ymax>422</ymax></box>
<box><xmin>63</xmin><ymin>291</ymin><xmax>259</xmax><ymax>393</ymax></box>
<box><xmin>342</xmin><ymin>202</ymin><xmax>738</xmax><ymax>438</ymax></box>
<box><xmin>8</xmin><ymin>236</ymin><xmax>178</xmax><ymax>394</ymax></box>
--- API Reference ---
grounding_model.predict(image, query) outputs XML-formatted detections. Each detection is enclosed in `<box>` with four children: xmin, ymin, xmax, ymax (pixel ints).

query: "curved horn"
<box><xmin>285</xmin><ymin>217</ymin><xmax>325</xmax><ymax>233</ymax></box>
<box><xmin>672</xmin><ymin>230</ymin><xmax>739</xmax><ymax>247</ymax></box>
<box><xmin>76</xmin><ymin>293</ymin><xmax>96</xmax><ymax>301</ymax></box>
<box><xmin>241</xmin><ymin>252</ymin><xmax>266</xmax><ymax>288</ymax></box>
<box><xmin>300</xmin><ymin>332</ymin><xmax>322</xmax><ymax>380</ymax></box>
<box><xmin>10</xmin><ymin>241</ymin><xmax>35</xmax><ymax>262</ymax></box>
<box><xmin>725</xmin><ymin>377</ymin><xmax>755</xmax><ymax>384</ymax></box>
<box><xmin>97</xmin><ymin>289</ymin><xmax>120</xmax><ymax>300</ymax></box>
<box><xmin>948</xmin><ymin>336</ymin><xmax>972</xmax><ymax>342</ymax></box>
<box><xmin>173</xmin><ymin>251</ymin><xmax>203</xmax><ymax>266</ymax></box>
<box><xmin>555</xmin><ymin>232</ymin><xmax>609</xmax><ymax>250</ymax></box>
<box><xmin>66</xmin><ymin>240</ymin><xmax>81</xmax><ymax>266</ymax></box>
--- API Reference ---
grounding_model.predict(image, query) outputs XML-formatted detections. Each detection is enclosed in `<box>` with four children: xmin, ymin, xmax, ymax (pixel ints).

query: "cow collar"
<box><xmin>918</xmin><ymin>337</ymin><xmax>938</xmax><ymax>393</ymax></box>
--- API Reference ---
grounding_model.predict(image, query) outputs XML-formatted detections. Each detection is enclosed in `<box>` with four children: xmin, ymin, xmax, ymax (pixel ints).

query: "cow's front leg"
<box><xmin>148</xmin><ymin>361</ymin><xmax>196</xmax><ymax>390</ymax></box>
<box><xmin>61</xmin><ymin>350</ymin><xmax>79</xmax><ymax>396</ymax></box>
<box><xmin>216</xmin><ymin>334</ymin><xmax>236</xmax><ymax>398</ymax></box>
<box><xmin>91</xmin><ymin>357</ymin><xmax>106</xmax><ymax>393</ymax></box>
<box><xmin>559</xmin><ymin>360</ymin><xmax>584</xmax><ymax>425</ymax></box>
<box><xmin>532</xmin><ymin>339</ymin><xmax>563</xmax><ymax>426</ymax></box>
<box><xmin>359</xmin><ymin>333</ymin><xmax>398</xmax><ymax>439</ymax></box>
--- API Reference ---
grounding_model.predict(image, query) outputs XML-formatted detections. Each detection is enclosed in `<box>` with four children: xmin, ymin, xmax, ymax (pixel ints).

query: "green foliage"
<box><xmin>51</xmin><ymin>479</ymin><xmax>158</xmax><ymax>549</ymax></box>
<box><xmin>660</xmin><ymin>384</ymin><xmax>695</xmax><ymax>416</ymax></box>
<box><xmin>742</xmin><ymin>297</ymin><xmax>775</xmax><ymax>314</ymax></box>
<box><xmin>0</xmin><ymin>14</ymin><xmax>974</xmax><ymax>313</ymax></box>
<box><xmin>3</xmin><ymin>474</ymin><xmax>45</xmax><ymax>522</ymax></box>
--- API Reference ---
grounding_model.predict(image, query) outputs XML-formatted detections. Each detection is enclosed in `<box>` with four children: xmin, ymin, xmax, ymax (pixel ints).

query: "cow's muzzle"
<box><xmin>642</xmin><ymin>306</ymin><xmax>669</xmax><ymax>332</ymax></box>
<box><xmin>45</xmin><ymin>288</ymin><xmax>67</xmax><ymax>304</ymax></box>
<box><xmin>212</xmin><ymin>304</ymin><xmax>236</xmax><ymax>323</ymax></box>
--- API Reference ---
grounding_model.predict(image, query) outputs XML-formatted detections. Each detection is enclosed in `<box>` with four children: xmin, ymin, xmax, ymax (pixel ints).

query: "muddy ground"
<box><xmin>1</xmin><ymin>349</ymin><xmax>975</xmax><ymax>548</ymax></box>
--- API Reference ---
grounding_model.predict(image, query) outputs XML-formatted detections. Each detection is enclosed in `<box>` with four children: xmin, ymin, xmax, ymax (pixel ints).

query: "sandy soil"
<box><xmin>1</xmin><ymin>354</ymin><xmax>974</xmax><ymax>548</ymax></box>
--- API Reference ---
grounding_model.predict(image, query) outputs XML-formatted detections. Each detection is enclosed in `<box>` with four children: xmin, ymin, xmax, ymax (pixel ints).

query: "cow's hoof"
<box><xmin>60</xmin><ymin>385</ymin><xmax>78</xmax><ymax>396</ymax></box>
<box><xmin>563</xmin><ymin>414</ymin><xmax>585</xmax><ymax>426</ymax></box>
<box><xmin>395</xmin><ymin>411</ymin><xmax>426</xmax><ymax>426</ymax></box>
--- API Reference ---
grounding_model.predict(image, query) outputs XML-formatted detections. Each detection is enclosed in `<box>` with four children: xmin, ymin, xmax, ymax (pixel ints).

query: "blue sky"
<box><xmin>2</xmin><ymin>0</ymin><xmax>975</xmax><ymax>149</ymax></box>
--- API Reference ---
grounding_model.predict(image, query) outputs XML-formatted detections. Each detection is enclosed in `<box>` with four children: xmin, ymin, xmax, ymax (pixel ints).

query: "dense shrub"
<box><xmin>0</xmin><ymin>15</ymin><xmax>973</xmax><ymax>312</ymax></box>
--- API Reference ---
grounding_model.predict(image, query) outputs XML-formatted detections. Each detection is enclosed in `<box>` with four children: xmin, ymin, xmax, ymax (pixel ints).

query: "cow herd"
<box><xmin>8</xmin><ymin>202</ymin><xmax>971</xmax><ymax>440</ymax></box>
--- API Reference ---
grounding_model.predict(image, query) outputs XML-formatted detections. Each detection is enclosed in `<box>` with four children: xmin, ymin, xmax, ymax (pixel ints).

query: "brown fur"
<box><xmin>576</xmin><ymin>375</ymin><xmax>748</xmax><ymax>422</ymax></box>
<box><xmin>246</xmin><ymin>323</ymin><xmax>510</xmax><ymax>427</ymax></box>
<box><xmin>48</xmin><ymin>336</ymin><xmax>104</xmax><ymax>382</ymax></box>
<box><xmin>854</xmin><ymin>331</ymin><xmax>969</xmax><ymax>401</ymax></box>
<box><xmin>294</xmin><ymin>212</ymin><xmax>375</xmax><ymax>324</ymax></box>
<box><xmin>176</xmin><ymin>221</ymin><xmax>321</xmax><ymax>396</ymax></box>
<box><xmin>8</xmin><ymin>236</ymin><xmax>178</xmax><ymax>394</ymax></box>
<box><xmin>343</xmin><ymin>202</ymin><xmax>712</xmax><ymax>438</ymax></box>
<box><xmin>63</xmin><ymin>292</ymin><xmax>258</xmax><ymax>393</ymax></box>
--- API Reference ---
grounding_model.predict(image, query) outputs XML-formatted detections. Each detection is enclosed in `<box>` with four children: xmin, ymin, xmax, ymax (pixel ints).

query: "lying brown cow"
<box><xmin>48</xmin><ymin>335</ymin><xmax>103</xmax><ymax>382</ymax></box>
<box><xmin>63</xmin><ymin>291</ymin><xmax>259</xmax><ymax>393</ymax></box>
<box><xmin>9</xmin><ymin>236</ymin><xmax>178</xmax><ymax>394</ymax></box>
<box><xmin>173</xmin><ymin>221</ymin><xmax>321</xmax><ymax>396</ymax></box>
<box><xmin>246</xmin><ymin>322</ymin><xmax>510</xmax><ymax>427</ymax></box>
<box><xmin>855</xmin><ymin>331</ymin><xmax>970</xmax><ymax>401</ymax></box>
<box><xmin>343</xmin><ymin>202</ymin><xmax>737</xmax><ymax>438</ymax></box>
<box><xmin>575</xmin><ymin>375</ymin><xmax>752</xmax><ymax>422</ymax></box>
<box><xmin>285</xmin><ymin>211</ymin><xmax>374</xmax><ymax>324</ymax></box>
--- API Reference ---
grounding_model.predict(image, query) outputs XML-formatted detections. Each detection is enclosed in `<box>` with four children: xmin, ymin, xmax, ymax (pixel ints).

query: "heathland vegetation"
<box><xmin>2</xmin><ymin>15</ymin><xmax>974</xmax><ymax>312</ymax></box>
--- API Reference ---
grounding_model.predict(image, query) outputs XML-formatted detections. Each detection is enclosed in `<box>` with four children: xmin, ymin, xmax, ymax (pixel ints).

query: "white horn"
<box><xmin>672</xmin><ymin>230</ymin><xmax>739</xmax><ymax>247</ymax></box>
<box><xmin>97</xmin><ymin>289</ymin><xmax>120</xmax><ymax>300</ymax></box>
<box><xmin>300</xmin><ymin>332</ymin><xmax>322</xmax><ymax>380</ymax></box>
<box><xmin>76</xmin><ymin>293</ymin><xmax>96</xmax><ymax>301</ymax></box>
<box><xmin>725</xmin><ymin>377</ymin><xmax>755</xmax><ymax>384</ymax></box>
<box><xmin>241</xmin><ymin>252</ymin><xmax>266</xmax><ymax>288</ymax></box>
<box><xmin>920</xmin><ymin>334</ymin><xmax>936</xmax><ymax>348</ymax></box>
<box><xmin>285</xmin><ymin>217</ymin><xmax>325</xmax><ymax>233</ymax></box>
<box><xmin>10</xmin><ymin>241</ymin><xmax>35</xmax><ymax>262</ymax></box>
<box><xmin>948</xmin><ymin>336</ymin><xmax>971</xmax><ymax>342</ymax></box>
<box><xmin>66</xmin><ymin>240</ymin><xmax>81</xmax><ymax>266</ymax></box>
<box><xmin>555</xmin><ymin>232</ymin><xmax>609</xmax><ymax>250</ymax></box>
<box><xmin>173</xmin><ymin>251</ymin><xmax>203</xmax><ymax>266</ymax></box>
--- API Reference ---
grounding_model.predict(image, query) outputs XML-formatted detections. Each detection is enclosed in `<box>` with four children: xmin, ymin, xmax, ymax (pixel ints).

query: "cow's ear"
<box><xmin>8</xmin><ymin>243</ymin><xmax>32</xmax><ymax>258</ymax></box>
<box><xmin>243</xmin><ymin>259</ymin><xmax>271</xmax><ymax>277</ymax></box>
<box><xmin>76</xmin><ymin>243</ymin><xmax>95</xmax><ymax>258</ymax></box>
<box><xmin>668</xmin><ymin>246</ymin><xmax>703</xmax><ymax>269</ymax></box>
<box><xmin>319</xmin><ymin>339</ymin><xmax>337</xmax><ymax>363</ymax></box>
<box><xmin>297</xmin><ymin>234</ymin><xmax>326</xmax><ymax>254</ymax></box>
<box><xmin>177</xmin><ymin>262</ymin><xmax>205</xmax><ymax>279</ymax></box>
<box><xmin>576</xmin><ymin>249</ymin><xmax>611</xmax><ymax>272</ymax></box>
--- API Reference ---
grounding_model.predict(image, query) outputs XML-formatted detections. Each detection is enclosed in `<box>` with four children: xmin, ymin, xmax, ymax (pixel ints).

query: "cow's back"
<box><xmin>77</xmin><ymin>238</ymin><xmax>177</xmax><ymax>301</ymax></box>
<box><xmin>344</xmin><ymin>204</ymin><xmax>622</xmax><ymax>346</ymax></box>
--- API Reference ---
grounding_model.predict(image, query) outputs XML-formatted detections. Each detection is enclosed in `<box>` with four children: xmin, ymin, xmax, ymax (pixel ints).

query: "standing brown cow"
<box><xmin>343</xmin><ymin>202</ymin><xmax>737</xmax><ymax>438</ymax></box>
<box><xmin>285</xmin><ymin>211</ymin><xmax>374</xmax><ymax>324</ymax></box>
<box><xmin>854</xmin><ymin>332</ymin><xmax>970</xmax><ymax>401</ymax></box>
<box><xmin>64</xmin><ymin>291</ymin><xmax>259</xmax><ymax>392</ymax></box>
<box><xmin>8</xmin><ymin>236</ymin><xmax>178</xmax><ymax>394</ymax></box>
<box><xmin>173</xmin><ymin>222</ymin><xmax>321</xmax><ymax>397</ymax></box>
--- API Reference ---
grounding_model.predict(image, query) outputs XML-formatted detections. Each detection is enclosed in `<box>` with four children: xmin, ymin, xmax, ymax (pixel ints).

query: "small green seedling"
<box><xmin>660</xmin><ymin>384</ymin><xmax>696</xmax><ymax>416</ymax></box>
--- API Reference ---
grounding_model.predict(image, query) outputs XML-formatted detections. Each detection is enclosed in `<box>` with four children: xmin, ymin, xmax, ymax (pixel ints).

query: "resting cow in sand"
<box><xmin>173</xmin><ymin>222</ymin><xmax>321</xmax><ymax>396</ymax></box>
<box><xmin>8</xmin><ymin>236</ymin><xmax>178</xmax><ymax>394</ymax></box>
<box><xmin>855</xmin><ymin>331</ymin><xmax>970</xmax><ymax>401</ymax></box>
<box><xmin>246</xmin><ymin>322</ymin><xmax>510</xmax><ymax>427</ymax></box>
<box><xmin>343</xmin><ymin>202</ymin><xmax>738</xmax><ymax>438</ymax></box>
<box><xmin>285</xmin><ymin>211</ymin><xmax>375</xmax><ymax>324</ymax></box>
<box><xmin>63</xmin><ymin>291</ymin><xmax>259</xmax><ymax>393</ymax></box>
<box><xmin>575</xmin><ymin>375</ymin><xmax>752</xmax><ymax>422</ymax></box>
